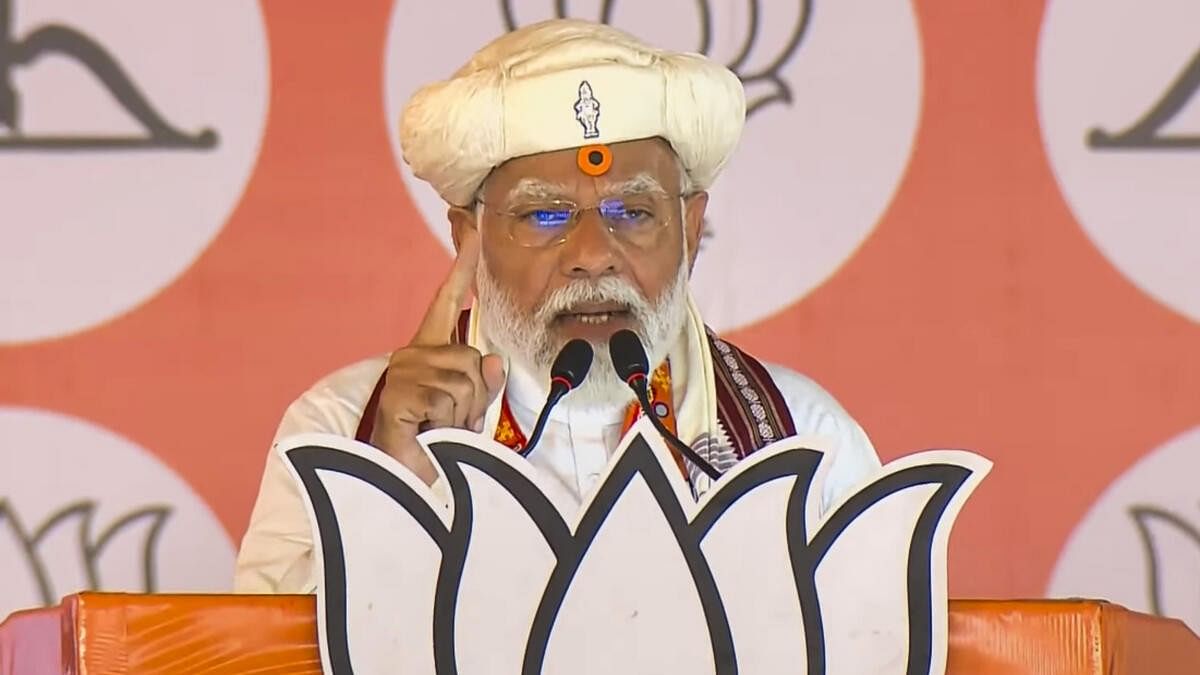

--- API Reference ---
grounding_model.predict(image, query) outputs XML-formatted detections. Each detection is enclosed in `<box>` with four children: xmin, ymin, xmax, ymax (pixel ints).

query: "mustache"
<box><xmin>534</xmin><ymin>277</ymin><xmax>652</xmax><ymax>323</ymax></box>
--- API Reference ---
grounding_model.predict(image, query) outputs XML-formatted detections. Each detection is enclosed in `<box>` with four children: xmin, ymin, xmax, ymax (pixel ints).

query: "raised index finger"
<box><xmin>411</xmin><ymin>231</ymin><xmax>480</xmax><ymax>347</ymax></box>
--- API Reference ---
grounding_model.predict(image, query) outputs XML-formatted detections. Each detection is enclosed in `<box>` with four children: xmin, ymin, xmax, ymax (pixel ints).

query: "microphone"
<box><xmin>608</xmin><ymin>329</ymin><xmax>722</xmax><ymax>481</ymax></box>
<box><xmin>521</xmin><ymin>339</ymin><xmax>594</xmax><ymax>457</ymax></box>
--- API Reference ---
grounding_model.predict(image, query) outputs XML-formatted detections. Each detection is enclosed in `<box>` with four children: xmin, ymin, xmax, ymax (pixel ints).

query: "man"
<box><xmin>234</xmin><ymin>18</ymin><xmax>880</xmax><ymax>594</ymax></box>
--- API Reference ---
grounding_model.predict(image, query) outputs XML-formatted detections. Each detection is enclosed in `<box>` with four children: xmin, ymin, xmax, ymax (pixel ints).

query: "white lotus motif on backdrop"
<box><xmin>279</xmin><ymin>418</ymin><xmax>989</xmax><ymax>674</ymax></box>
<box><xmin>0</xmin><ymin>499</ymin><xmax>171</xmax><ymax>607</ymax></box>
<box><xmin>498</xmin><ymin>0</ymin><xmax>813</xmax><ymax>117</ymax></box>
<box><xmin>1130</xmin><ymin>505</ymin><xmax>1200</xmax><ymax>629</ymax></box>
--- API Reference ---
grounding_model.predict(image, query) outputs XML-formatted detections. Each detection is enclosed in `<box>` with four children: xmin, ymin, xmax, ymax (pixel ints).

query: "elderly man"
<box><xmin>235</xmin><ymin>19</ymin><xmax>880</xmax><ymax>594</ymax></box>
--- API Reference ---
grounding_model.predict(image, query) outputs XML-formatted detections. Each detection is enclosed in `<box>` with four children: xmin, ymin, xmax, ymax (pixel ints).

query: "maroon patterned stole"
<box><xmin>705</xmin><ymin>330</ymin><xmax>796</xmax><ymax>459</ymax></box>
<box><xmin>354</xmin><ymin>311</ymin><xmax>796</xmax><ymax>459</ymax></box>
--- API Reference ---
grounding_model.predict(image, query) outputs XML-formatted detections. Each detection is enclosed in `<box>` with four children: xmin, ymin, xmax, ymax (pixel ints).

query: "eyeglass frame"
<box><xmin>473</xmin><ymin>190</ymin><xmax>692</xmax><ymax>249</ymax></box>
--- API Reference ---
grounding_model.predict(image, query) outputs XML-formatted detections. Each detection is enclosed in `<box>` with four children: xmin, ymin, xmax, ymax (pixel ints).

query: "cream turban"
<box><xmin>399</xmin><ymin>19</ymin><xmax>747</xmax><ymax>207</ymax></box>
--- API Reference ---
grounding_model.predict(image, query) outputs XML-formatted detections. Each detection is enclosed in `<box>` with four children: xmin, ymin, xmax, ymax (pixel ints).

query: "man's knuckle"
<box><xmin>419</xmin><ymin>387</ymin><xmax>440</xmax><ymax>410</ymax></box>
<box><xmin>444</xmin><ymin>369</ymin><xmax>471</xmax><ymax>390</ymax></box>
<box><xmin>464</xmin><ymin>347</ymin><xmax>482</xmax><ymax>367</ymax></box>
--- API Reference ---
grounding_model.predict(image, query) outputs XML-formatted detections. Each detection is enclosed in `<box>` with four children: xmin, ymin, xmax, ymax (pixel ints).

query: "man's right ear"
<box><xmin>447</xmin><ymin>205</ymin><xmax>478</xmax><ymax>254</ymax></box>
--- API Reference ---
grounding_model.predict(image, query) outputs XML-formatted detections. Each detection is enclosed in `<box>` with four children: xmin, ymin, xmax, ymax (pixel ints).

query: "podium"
<box><xmin>2</xmin><ymin>594</ymin><xmax>1199</xmax><ymax>674</ymax></box>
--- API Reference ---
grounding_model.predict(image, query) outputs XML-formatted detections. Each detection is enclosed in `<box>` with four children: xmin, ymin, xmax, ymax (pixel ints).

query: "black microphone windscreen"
<box><xmin>550</xmin><ymin>339</ymin><xmax>593</xmax><ymax>389</ymax></box>
<box><xmin>607</xmin><ymin>329</ymin><xmax>722</xmax><ymax>480</ymax></box>
<box><xmin>523</xmin><ymin>339</ymin><xmax>594</xmax><ymax>458</ymax></box>
<box><xmin>608</xmin><ymin>329</ymin><xmax>649</xmax><ymax>383</ymax></box>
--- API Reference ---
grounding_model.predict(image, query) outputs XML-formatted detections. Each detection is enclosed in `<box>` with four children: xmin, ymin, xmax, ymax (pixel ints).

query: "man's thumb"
<box><xmin>481</xmin><ymin>354</ymin><xmax>506</xmax><ymax>401</ymax></box>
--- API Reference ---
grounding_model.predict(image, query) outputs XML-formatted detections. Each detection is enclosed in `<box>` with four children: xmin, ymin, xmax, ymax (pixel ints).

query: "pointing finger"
<box><xmin>411</xmin><ymin>230</ymin><xmax>480</xmax><ymax>346</ymax></box>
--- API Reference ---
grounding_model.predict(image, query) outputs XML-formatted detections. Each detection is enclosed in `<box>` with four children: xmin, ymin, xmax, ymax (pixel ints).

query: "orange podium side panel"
<box><xmin>3</xmin><ymin>594</ymin><xmax>1200</xmax><ymax>674</ymax></box>
<box><xmin>946</xmin><ymin>599</ymin><xmax>1200</xmax><ymax>675</ymax></box>
<box><xmin>71</xmin><ymin>594</ymin><xmax>322</xmax><ymax>675</ymax></box>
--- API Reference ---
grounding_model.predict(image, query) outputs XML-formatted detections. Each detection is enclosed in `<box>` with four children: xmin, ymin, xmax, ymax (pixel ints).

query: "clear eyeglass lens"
<box><xmin>506</xmin><ymin>195</ymin><xmax>670</xmax><ymax>248</ymax></box>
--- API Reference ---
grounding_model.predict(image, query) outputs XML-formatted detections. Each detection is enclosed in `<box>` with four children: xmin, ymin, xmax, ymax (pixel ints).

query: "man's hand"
<box><xmin>371</xmin><ymin>233</ymin><xmax>506</xmax><ymax>484</ymax></box>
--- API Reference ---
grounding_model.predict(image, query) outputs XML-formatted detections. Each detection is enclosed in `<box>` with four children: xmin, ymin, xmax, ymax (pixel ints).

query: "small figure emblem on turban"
<box><xmin>574</xmin><ymin>80</ymin><xmax>601</xmax><ymax>139</ymax></box>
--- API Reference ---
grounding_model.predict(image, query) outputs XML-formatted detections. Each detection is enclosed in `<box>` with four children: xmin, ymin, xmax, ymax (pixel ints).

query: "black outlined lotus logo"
<box><xmin>280</xmin><ymin>420</ymin><xmax>990</xmax><ymax>674</ymax></box>
<box><xmin>0</xmin><ymin>0</ymin><xmax>266</xmax><ymax>345</ymax></box>
<box><xmin>0</xmin><ymin>498</ymin><xmax>171</xmax><ymax>605</ymax></box>
<box><xmin>499</xmin><ymin>0</ymin><xmax>813</xmax><ymax>117</ymax></box>
<box><xmin>1130</xmin><ymin>504</ymin><xmax>1200</xmax><ymax>627</ymax></box>
<box><xmin>0</xmin><ymin>0</ymin><xmax>215</xmax><ymax>150</ymax></box>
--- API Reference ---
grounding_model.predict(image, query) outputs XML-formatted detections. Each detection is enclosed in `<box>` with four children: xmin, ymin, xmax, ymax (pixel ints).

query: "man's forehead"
<box><xmin>486</xmin><ymin>138</ymin><xmax>679</xmax><ymax>196</ymax></box>
<box><xmin>503</xmin><ymin>173</ymin><xmax>667</xmax><ymax>203</ymax></box>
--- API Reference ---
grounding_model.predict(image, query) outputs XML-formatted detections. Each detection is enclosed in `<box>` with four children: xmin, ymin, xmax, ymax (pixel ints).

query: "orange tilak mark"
<box><xmin>577</xmin><ymin>144</ymin><xmax>613</xmax><ymax>177</ymax></box>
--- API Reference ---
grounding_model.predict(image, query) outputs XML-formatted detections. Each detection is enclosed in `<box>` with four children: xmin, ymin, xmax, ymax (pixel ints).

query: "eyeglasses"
<box><xmin>479</xmin><ymin>193</ymin><xmax>682</xmax><ymax>249</ymax></box>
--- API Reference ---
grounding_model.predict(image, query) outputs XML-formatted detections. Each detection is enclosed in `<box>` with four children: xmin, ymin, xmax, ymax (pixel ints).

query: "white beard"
<box><xmin>476</xmin><ymin>258</ymin><xmax>689</xmax><ymax>410</ymax></box>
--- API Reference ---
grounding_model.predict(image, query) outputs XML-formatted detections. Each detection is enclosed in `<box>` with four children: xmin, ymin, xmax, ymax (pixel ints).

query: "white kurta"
<box><xmin>233</xmin><ymin>352</ymin><xmax>881</xmax><ymax>594</ymax></box>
